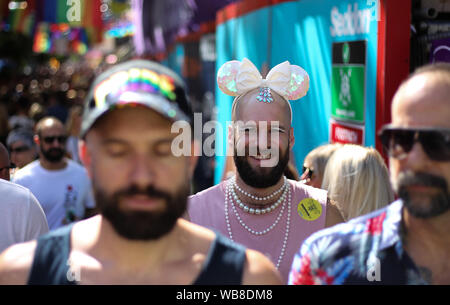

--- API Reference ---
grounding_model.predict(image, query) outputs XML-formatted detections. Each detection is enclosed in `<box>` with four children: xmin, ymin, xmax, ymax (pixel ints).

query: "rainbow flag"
<box><xmin>70</xmin><ymin>27</ymin><xmax>88</xmax><ymax>55</ymax></box>
<box><xmin>7</xmin><ymin>0</ymin><xmax>35</xmax><ymax>36</ymax></box>
<box><xmin>33</xmin><ymin>22</ymin><xmax>51</xmax><ymax>53</ymax></box>
<box><xmin>31</xmin><ymin>0</ymin><xmax>105</xmax><ymax>54</ymax></box>
<box><xmin>82</xmin><ymin>0</ymin><xmax>103</xmax><ymax>43</ymax></box>
<box><xmin>43</xmin><ymin>0</ymin><xmax>104</xmax><ymax>44</ymax></box>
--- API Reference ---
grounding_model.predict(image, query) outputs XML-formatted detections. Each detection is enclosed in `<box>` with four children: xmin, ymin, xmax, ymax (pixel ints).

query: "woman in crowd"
<box><xmin>321</xmin><ymin>144</ymin><xmax>394</xmax><ymax>221</ymax></box>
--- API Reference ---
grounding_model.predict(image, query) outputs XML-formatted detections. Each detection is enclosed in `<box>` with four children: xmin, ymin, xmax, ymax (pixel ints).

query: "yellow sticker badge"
<box><xmin>297</xmin><ymin>198</ymin><xmax>322</xmax><ymax>221</ymax></box>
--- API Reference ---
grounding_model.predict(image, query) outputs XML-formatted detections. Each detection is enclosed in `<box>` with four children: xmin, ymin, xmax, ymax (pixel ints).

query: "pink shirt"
<box><xmin>188</xmin><ymin>178</ymin><xmax>328</xmax><ymax>283</ymax></box>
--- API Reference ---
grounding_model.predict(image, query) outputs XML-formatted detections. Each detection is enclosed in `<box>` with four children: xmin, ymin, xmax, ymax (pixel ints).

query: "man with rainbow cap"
<box><xmin>0</xmin><ymin>59</ymin><xmax>282</xmax><ymax>285</ymax></box>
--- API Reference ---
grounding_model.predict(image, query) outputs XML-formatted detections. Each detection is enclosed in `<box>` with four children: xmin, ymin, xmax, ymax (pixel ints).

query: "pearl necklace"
<box><xmin>230</xmin><ymin>179</ymin><xmax>288</xmax><ymax>215</ymax></box>
<box><xmin>224</xmin><ymin>178</ymin><xmax>291</xmax><ymax>269</ymax></box>
<box><xmin>234</xmin><ymin>176</ymin><xmax>287</xmax><ymax>201</ymax></box>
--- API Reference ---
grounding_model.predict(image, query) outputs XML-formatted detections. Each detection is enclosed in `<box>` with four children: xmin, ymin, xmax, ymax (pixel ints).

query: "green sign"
<box><xmin>331</xmin><ymin>40</ymin><xmax>366</xmax><ymax>123</ymax></box>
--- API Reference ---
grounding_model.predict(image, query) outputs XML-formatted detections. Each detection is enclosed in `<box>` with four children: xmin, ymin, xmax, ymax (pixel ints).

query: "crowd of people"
<box><xmin>0</xmin><ymin>57</ymin><xmax>448</xmax><ymax>285</ymax></box>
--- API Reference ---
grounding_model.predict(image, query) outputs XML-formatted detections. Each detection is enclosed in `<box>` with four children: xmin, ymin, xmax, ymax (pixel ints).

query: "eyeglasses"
<box><xmin>378</xmin><ymin>125</ymin><xmax>450</xmax><ymax>161</ymax></box>
<box><xmin>42</xmin><ymin>135</ymin><xmax>67</xmax><ymax>144</ymax></box>
<box><xmin>302</xmin><ymin>166</ymin><xmax>314</xmax><ymax>179</ymax></box>
<box><xmin>9</xmin><ymin>145</ymin><xmax>31</xmax><ymax>153</ymax></box>
<box><xmin>0</xmin><ymin>163</ymin><xmax>16</xmax><ymax>172</ymax></box>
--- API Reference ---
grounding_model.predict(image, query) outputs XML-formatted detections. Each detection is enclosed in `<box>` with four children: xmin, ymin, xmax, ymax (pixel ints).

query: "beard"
<box><xmin>94</xmin><ymin>182</ymin><xmax>190</xmax><ymax>241</ymax></box>
<box><xmin>393</xmin><ymin>171</ymin><xmax>450</xmax><ymax>219</ymax></box>
<box><xmin>234</xmin><ymin>142</ymin><xmax>290</xmax><ymax>188</ymax></box>
<box><xmin>40</xmin><ymin>145</ymin><xmax>65</xmax><ymax>162</ymax></box>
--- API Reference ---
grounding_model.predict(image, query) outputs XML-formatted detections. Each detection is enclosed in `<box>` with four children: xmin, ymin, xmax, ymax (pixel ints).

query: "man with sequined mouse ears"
<box><xmin>187</xmin><ymin>58</ymin><xmax>344</xmax><ymax>283</ymax></box>
<box><xmin>0</xmin><ymin>59</ymin><xmax>283</xmax><ymax>285</ymax></box>
<box><xmin>289</xmin><ymin>63</ymin><xmax>450</xmax><ymax>285</ymax></box>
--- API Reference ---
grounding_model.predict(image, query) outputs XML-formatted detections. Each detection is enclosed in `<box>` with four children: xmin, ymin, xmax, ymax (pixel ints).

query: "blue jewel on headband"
<box><xmin>256</xmin><ymin>87</ymin><xmax>273</xmax><ymax>103</ymax></box>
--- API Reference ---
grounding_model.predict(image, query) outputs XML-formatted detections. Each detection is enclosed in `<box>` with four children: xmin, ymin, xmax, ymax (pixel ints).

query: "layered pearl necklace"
<box><xmin>234</xmin><ymin>176</ymin><xmax>287</xmax><ymax>201</ymax></box>
<box><xmin>224</xmin><ymin>177</ymin><xmax>291</xmax><ymax>269</ymax></box>
<box><xmin>231</xmin><ymin>176</ymin><xmax>287</xmax><ymax>215</ymax></box>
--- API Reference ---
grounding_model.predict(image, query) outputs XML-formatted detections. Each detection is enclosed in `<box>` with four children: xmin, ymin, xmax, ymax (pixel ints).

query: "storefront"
<box><xmin>213</xmin><ymin>0</ymin><xmax>412</xmax><ymax>183</ymax></box>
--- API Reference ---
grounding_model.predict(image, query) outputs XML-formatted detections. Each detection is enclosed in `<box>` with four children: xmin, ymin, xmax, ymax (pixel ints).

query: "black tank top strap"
<box><xmin>193</xmin><ymin>232</ymin><xmax>246</xmax><ymax>285</ymax></box>
<box><xmin>27</xmin><ymin>224</ymin><xmax>75</xmax><ymax>285</ymax></box>
<box><xmin>27</xmin><ymin>226</ymin><xmax>245</xmax><ymax>285</ymax></box>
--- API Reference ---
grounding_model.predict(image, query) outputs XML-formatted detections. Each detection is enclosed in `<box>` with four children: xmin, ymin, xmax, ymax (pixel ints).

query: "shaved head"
<box><xmin>35</xmin><ymin>117</ymin><xmax>65</xmax><ymax>136</ymax></box>
<box><xmin>392</xmin><ymin>63</ymin><xmax>450</xmax><ymax>128</ymax></box>
<box><xmin>232</xmin><ymin>88</ymin><xmax>292</xmax><ymax>127</ymax></box>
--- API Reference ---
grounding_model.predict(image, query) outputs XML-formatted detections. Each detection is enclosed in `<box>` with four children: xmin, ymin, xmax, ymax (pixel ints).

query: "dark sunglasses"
<box><xmin>9</xmin><ymin>145</ymin><xmax>31</xmax><ymax>153</ymax></box>
<box><xmin>378</xmin><ymin>125</ymin><xmax>450</xmax><ymax>161</ymax></box>
<box><xmin>42</xmin><ymin>135</ymin><xmax>67</xmax><ymax>144</ymax></box>
<box><xmin>302</xmin><ymin>166</ymin><xmax>314</xmax><ymax>179</ymax></box>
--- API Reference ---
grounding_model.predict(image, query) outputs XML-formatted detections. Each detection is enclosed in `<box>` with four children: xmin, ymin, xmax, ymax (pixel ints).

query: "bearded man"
<box><xmin>0</xmin><ymin>59</ymin><xmax>282</xmax><ymax>285</ymax></box>
<box><xmin>188</xmin><ymin>58</ymin><xmax>343</xmax><ymax>283</ymax></box>
<box><xmin>13</xmin><ymin>117</ymin><xmax>95</xmax><ymax>230</ymax></box>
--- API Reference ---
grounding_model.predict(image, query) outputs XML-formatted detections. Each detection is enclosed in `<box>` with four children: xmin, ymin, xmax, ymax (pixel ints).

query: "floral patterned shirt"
<box><xmin>288</xmin><ymin>200</ymin><xmax>428</xmax><ymax>285</ymax></box>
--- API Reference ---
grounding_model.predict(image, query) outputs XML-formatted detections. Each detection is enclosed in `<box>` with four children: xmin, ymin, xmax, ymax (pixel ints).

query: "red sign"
<box><xmin>330</xmin><ymin>120</ymin><xmax>364</xmax><ymax>145</ymax></box>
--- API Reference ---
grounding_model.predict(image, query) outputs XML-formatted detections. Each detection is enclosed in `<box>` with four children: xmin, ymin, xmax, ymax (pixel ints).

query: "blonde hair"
<box><xmin>304</xmin><ymin>143</ymin><xmax>342</xmax><ymax>182</ymax></box>
<box><xmin>321</xmin><ymin>144</ymin><xmax>394</xmax><ymax>221</ymax></box>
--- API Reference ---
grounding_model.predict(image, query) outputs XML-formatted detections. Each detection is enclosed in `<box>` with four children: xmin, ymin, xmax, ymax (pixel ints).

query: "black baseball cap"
<box><xmin>81</xmin><ymin>59</ymin><xmax>193</xmax><ymax>137</ymax></box>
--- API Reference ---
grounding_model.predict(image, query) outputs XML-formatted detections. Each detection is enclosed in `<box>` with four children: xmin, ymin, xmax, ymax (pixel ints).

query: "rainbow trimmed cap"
<box><xmin>81</xmin><ymin>59</ymin><xmax>193</xmax><ymax>137</ymax></box>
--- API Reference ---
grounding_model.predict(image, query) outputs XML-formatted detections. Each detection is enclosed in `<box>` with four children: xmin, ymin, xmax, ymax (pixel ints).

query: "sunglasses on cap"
<box><xmin>42</xmin><ymin>135</ymin><xmax>68</xmax><ymax>144</ymax></box>
<box><xmin>302</xmin><ymin>166</ymin><xmax>314</xmax><ymax>179</ymax></box>
<box><xmin>9</xmin><ymin>145</ymin><xmax>31</xmax><ymax>153</ymax></box>
<box><xmin>378</xmin><ymin>125</ymin><xmax>450</xmax><ymax>161</ymax></box>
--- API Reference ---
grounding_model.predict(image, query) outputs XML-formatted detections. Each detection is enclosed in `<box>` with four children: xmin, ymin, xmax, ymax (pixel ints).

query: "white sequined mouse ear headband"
<box><xmin>217</xmin><ymin>58</ymin><xmax>310</xmax><ymax>122</ymax></box>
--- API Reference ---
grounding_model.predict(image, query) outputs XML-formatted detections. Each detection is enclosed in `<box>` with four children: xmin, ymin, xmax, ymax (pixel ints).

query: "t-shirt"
<box><xmin>0</xmin><ymin>179</ymin><xmax>49</xmax><ymax>253</ymax></box>
<box><xmin>188</xmin><ymin>178</ymin><xmax>328</xmax><ymax>283</ymax></box>
<box><xmin>13</xmin><ymin>159</ymin><xmax>96</xmax><ymax>231</ymax></box>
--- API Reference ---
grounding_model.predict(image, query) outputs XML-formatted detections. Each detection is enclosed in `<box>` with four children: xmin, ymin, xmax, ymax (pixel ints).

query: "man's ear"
<box><xmin>79</xmin><ymin>139</ymin><xmax>92</xmax><ymax>177</ymax></box>
<box><xmin>289</xmin><ymin>127</ymin><xmax>295</xmax><ymax>150</ymax></box>
<box><xmin>34</xmin><ymin>134</ymin><xmax>40</xmax><ymax>146</ymax></box>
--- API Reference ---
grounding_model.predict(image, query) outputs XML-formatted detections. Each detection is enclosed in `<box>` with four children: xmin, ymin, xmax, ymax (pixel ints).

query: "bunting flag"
<box><xmin>82</xmin><ymin>0</ymin><xmax>103</xmax><ymax>43</ymax></box>
<box><xmin>15</xmin><ymin>0</ymin><xmax>109</xmax><ymax>55</ymax></box>
<box><xmin>7</xmin><ymin>6</ymin><xmax>24</xmax><ymax>31</ymax></box>
<box><xmin>7</xmin><ymin>0</ymin><xmax>34</xmax><ymax>36</ymax></box>
<box><xmin>33</xmin><ymin>22</ymin><xmax>51</xmax><ymax>53</ymax></box>
<box><xmin>70</xmin><ymin>27</ymin><xmax>88</xmax><ymax>55</ymax></box>
<box><xmin>40</xmin><ymin>0</ymin><xmax>103</xmax><ymax>41</ymax></box>
<box><xmin>17</xmin><ymin>0</ymin><xmax>36</xmax><ymax>36</ymax></box>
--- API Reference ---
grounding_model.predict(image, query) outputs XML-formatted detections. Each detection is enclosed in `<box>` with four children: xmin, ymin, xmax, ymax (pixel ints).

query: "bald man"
<box><xmin>13</xmin><ymin>117</ymin><xmax>96</xmax><ymax>230</ymax></box>
<box><xmin>289</xmin><ymin>62</ymin><xmax>450</xmax><ymax>285</ymax></box>
<box><xmin>188</xmin><ymin>86</ymin><xmax>343</xmax><ymax>283</ymax></box>
<box><xmin>0</xmin><ymin>143</ymin><xmax>12</xmax><ymax>181</ymax></box>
